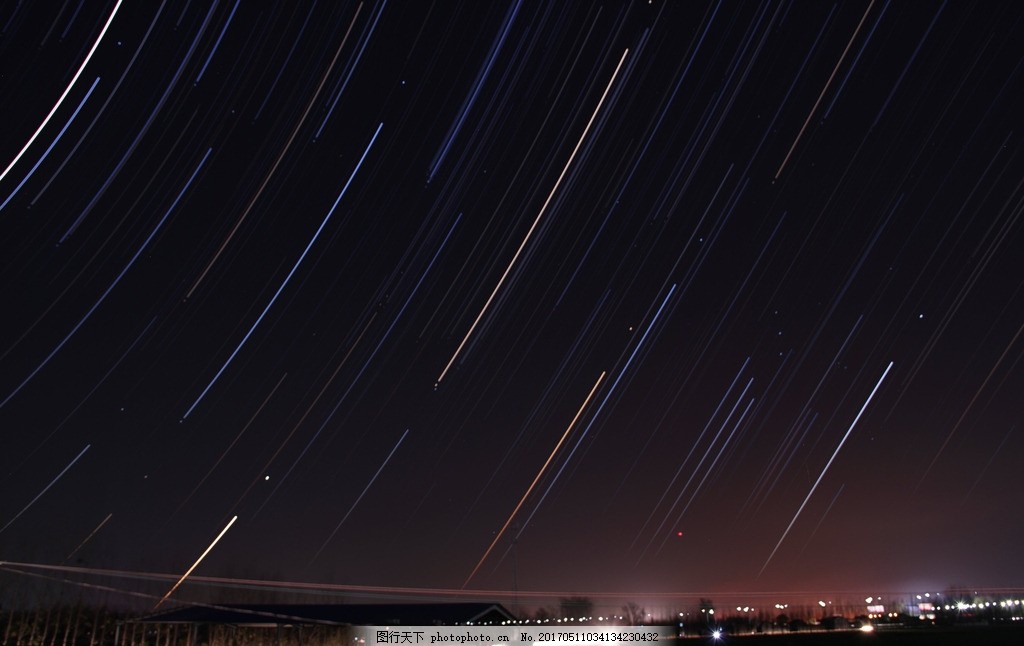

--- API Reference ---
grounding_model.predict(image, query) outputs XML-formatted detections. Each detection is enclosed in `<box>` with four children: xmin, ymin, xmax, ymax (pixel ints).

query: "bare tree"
<box><xmin>621</xmin><ymin>602</ymin><xmax>646</xmax><ymax>625</ymax></box>
<box><xmin>559</xmin><ymin>597</ymin><xmax>593</xmax><ymax>622</ymax></box>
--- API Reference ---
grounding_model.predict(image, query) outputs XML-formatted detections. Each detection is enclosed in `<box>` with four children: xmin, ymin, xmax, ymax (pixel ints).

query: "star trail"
<box><xmin>1</xmin><ymin>0</ymin><xmax>1022</xmax><ymax>611</ymax></box>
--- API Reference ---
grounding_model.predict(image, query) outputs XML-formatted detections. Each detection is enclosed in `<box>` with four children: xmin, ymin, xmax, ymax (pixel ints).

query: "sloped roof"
<box><xmin>138</xmin><ymin>602</ymin><xmax>515</xmax><ymax>627</ymax></box>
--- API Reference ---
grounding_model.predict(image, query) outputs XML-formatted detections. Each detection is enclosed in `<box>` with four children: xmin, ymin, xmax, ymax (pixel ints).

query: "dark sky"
<box><xmin>1</xmin><ymin>0</ymin><xmax>1022</xmax><ymax>611</ymax></box>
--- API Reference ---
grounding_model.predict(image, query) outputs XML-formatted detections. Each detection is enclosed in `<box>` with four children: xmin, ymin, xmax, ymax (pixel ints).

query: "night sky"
<box><xmin>2</xmin><ymin>0</ymin><xmax>1023</xmax><ymax>610</ymax></box>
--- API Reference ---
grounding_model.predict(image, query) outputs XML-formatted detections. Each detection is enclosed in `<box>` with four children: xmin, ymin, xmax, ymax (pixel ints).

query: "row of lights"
<box><xmin>507</xmin><ymin>616</ymin><xmax>633</xmax><ymax>625</ymax></box>
<box><xmin>950</xmin><ymin>599</ymin><xmax>1024</xmax><ymax>610</ymax></box>
<box><xmin>500</xmin><ymin>595</ymin><xmax>1024</xmax><ymax>628</ymax></box>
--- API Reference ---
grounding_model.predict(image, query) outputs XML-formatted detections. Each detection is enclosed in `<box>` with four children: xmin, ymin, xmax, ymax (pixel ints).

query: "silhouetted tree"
<box><xmin>621</xmin><ymin>602</ymin><xmax>646</xmax><ymax>625</ymax></box>
<box><xmin>559</xmin><ymin>597</ymin><xmax>593</xmax><ymax>622</ymax></box>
